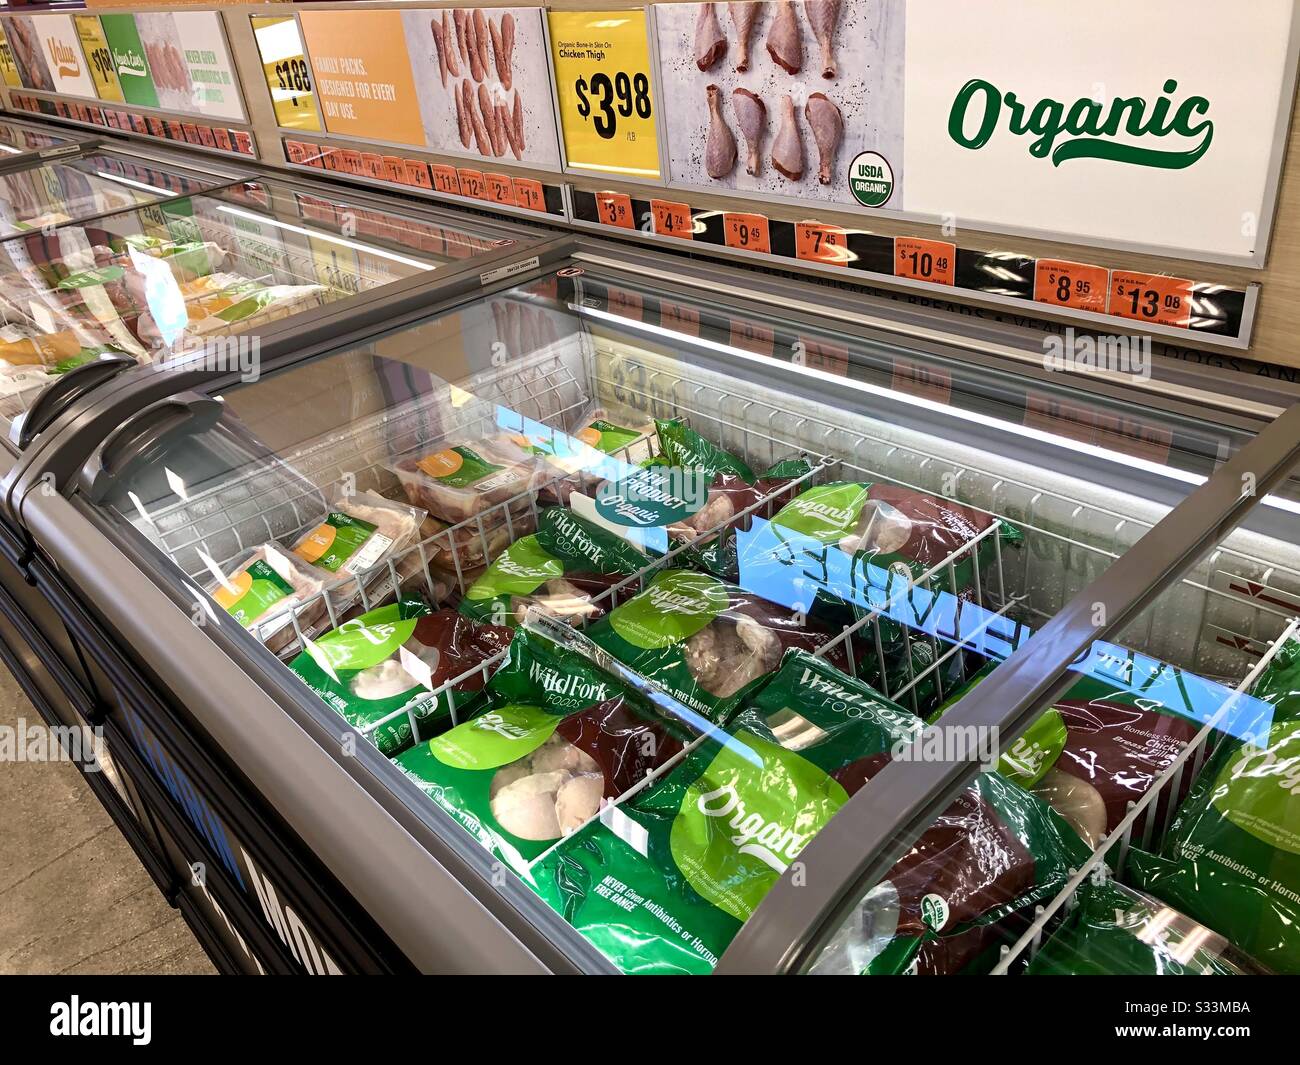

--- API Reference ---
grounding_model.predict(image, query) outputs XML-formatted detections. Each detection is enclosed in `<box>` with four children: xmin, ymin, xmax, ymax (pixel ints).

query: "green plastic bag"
<box><xmin>585</xmin><ymin>568</ymin><xmax>849</xmax><ymax>726</ymax></box>
<box><xmin>1027</xmin><ymin>878</ymin><xmax>1268</xmax><ymax>975</ymax></box>
<box><xmin>530</xmin><ymin>650</ymin><xmax>921</xmax><ymax>974</ymax></box>
<box><xmin>394</xmin><ymin>628</ymin><xmax>688</xmax><ymax>874</ymax></box>
<box><xmin>289</xmin><ymin>597</ymin><xmax>509</xmax><ymax>756</ymax></box>
<box><xmin>458</xmin><ymin>508</ymin><xmax>648</xmax><ymax>628</ymax></box>
<box><xmin>1126</xmin><ymin>638</ymin><xmax>1300</xmax><ymax>974</ymax></box>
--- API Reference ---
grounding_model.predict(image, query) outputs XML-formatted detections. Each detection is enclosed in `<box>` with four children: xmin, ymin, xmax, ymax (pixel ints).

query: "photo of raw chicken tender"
<box><xmin>6</xmin><ymin>16</ymin><xmax>55</xmax><ymax>92</ymax></box>
<box><xmin>135</xmin><ymin>13</ymin><xmax>195</xmax><ymax>113</ymax></box>
<box><xmin>654</xmin><ymin>0</ymin><xmax>905</xmax><ymax>206</ymax></box>
<box><xmin>401</xmin><ymin>7</ymin><xmax>561</xmax><ymax>169</ymax></box>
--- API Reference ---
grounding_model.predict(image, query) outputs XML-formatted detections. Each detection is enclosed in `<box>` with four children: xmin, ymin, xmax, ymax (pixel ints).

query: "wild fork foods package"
<box><xmin>531</xmin><ymin>650</ymin><xmax>1087</xmax><ymax>974</ymax></box>
<box><xmin>395</xmin><ymin>628</ymin><xmax>687</xmax><ymax>873</ymax></box>
<box><xmin>931</xmin><ymin>661</ymin><xmax>1201</xmax><ymax>849</ymax></box>
<box><xmin>759</xmin><ymin>480</ymin><xmax>1021</xmax><ymax>593</ymax></box>
<box><xmin>290</xmin><ymin>598</ymin><xmax>510</xmax><ymax>756</ymax></box>
<box><xmin>459</xmin><ymin>508</ymin><xmax>648</xmax><ymax>627</ymax></box>
<box><xmin>1026</xmin><ymin>879</ymin><xmax>1269</xmax><ymax>976</ymax></box>
<box><xmin>585</xmin><ymin>568</ymin><xmax>848</xmax><ymax>725</ymax></box>
<box><xmin>204</xmin><ymin>543</ymin><xmax>329</xmax><ymax>654</ymax></box>
<box><xmin>1126</xmin><ymin>638</ymin><xmax>1300</xmax><ymax>974</ymax></box>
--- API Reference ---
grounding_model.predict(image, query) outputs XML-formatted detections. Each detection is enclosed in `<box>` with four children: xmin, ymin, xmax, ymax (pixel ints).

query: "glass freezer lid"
<box><xmin>84</xmin><ymin>263</ymin><xmax>1287</xmax><ymax>974</ymax></box>
<box><xmin>0</xmin><ymin>149</ymin><xmax>226</xmax><ymax>239</ymax></box>
<box><xmin>0</xmin><ymin>118</ymin><xmax>78</xmax><ymax>159</ymax></box>
<box><xmin>0</xmin><ymin>176</ymin><xmax>510</xmax><ymax>422</ymax></box>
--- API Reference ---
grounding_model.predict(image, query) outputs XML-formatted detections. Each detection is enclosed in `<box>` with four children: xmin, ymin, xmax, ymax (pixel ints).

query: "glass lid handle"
<box><xmin>13</xmin><ymin>353</ymin><xmax>137</xmax><ymax>451</ymax></box>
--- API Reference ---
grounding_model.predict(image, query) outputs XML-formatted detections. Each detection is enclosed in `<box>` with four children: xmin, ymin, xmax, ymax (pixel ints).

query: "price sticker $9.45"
<box><xmin>549</xmin><ymin>11</ymin><xmax>661</xmax><ymax>178</ymax></box>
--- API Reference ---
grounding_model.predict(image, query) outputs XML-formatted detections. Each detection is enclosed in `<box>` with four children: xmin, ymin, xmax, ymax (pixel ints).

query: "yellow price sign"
<box><xmin>0</xmin><ymin>27</ymin><xmax>23</xmax><ymax>89</ymax></box>
<box><xmin>549</xmin><ymin>10</ymin><xmax>660</xmax><ymax>179</ymax></box>
<box><xmin>74</xmin><ymin>15</ymin><xmax>124</xmax><ymax>103</ymax></box>
<box><xmin>251</xmin><ymin>15</ymin><xmax>321</xmax><ymax>133</ymax></box>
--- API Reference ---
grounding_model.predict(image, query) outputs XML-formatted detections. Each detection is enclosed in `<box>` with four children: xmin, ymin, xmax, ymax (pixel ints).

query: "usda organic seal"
<box><xmin>849</xmin><ymin>151</ymin><xmax>894</xmax><ymax>208</ymax></box>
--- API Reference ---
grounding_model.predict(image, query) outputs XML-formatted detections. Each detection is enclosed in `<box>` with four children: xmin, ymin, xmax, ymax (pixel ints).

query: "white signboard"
<box><xmin>903</xmin><ymin>0</ymin><xmax>1297</xmax><ymax>265</ymax></box>
<box><xmin>35</xmin><ymin>14</ymin><xmax>96</xmax><ymax>99</ymax></box>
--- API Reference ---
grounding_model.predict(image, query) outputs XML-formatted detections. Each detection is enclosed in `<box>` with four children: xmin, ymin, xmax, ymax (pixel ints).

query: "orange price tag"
<box><xmin>383</xmin><ymin>156</ymin><xmax>407</xmax><ymax>184</ymax></box>
<box><xmin>404</xmin><ymin>160</ymin><xmax>433</xmax><ymax>189</ymax></box>
<box><xmin>596</xmin><ymin>191</ymin><xmax>634</xmax><ymax>229</ymax></box>
<box><xmin>651</xmin><ymin>199</ymin><xmax>693</xmax><ymax>240</ymax></box>
<box><xmin>608</xmin><ymin>288</ymin><xmax>644</xmax><ymax>321</ymax></box>
<box><xmin>457</xmin><ymin>168</ymin><xmax>487</xmax><ymax>200</ymax></box>
<box><xmin>891</xmin><ymin>358</ymin><xmax>952</xmax><ymax>404</ymax></box>
<box><xmin>1109</xmin><ymin>271</ymin><xmax>1194</xmax><ymax>328</ymax></box>
<box><xmin>340</xmin><ymin>149</ymin><xmax>364</xmax><ymax>175</ymax></box>
<box><xmin>430</xmin><ymin>165</ymin><xmax>461</xmax><ymax>195</ymax></box>
<box><xmin>723</xmin><ymin>212</ymin><xmax>770</xmax><ymax>255</ymax></box>
<box><xmin>361</xmin><ymin>153</ymin><xmax>385</xmax><ymax>180</ymax></box>
<box><xmin>284</xmin><ymin>140</ymin><xmax>305</xmax><ymax>164</ymax></box>
<box><xmin>895</xmin><ymin>237</ymin><xmax>956</xmax><ymax>285</ymax></box>
<box><xmin>1034</xmin><ymin>259</ymin><xmax>1109</xmax><ymax>313</ymax></box>
<box><xmin>486</xmin><ymin>173</ymin><xmax>514</xmax><ymax>205</ymax></box>
<box><xmin>729</xmin><ymin>319</ymin><xmax>775</xmax><ymax>357</ymax></box>
<box><xmin>659</xmin><ymin>301</ymin><xmax>700</xmax><ymax>336</ymax></box>
<box><xmin>513</xmin><ymin>178</ymin><xmax>545</xmax><ymax>213</ymax></box>
<box><xmin>795</xmin><ymin>222</ymin><xmax>849</xmax><ymax>266</ymax></box>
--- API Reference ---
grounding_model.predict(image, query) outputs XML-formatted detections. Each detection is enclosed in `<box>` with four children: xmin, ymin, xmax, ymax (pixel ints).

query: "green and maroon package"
<box><xmin>759</xmin><ymin>480</ymin><xmax>1021</xmax><ymax>592</ymax></box>
<box><xmin>531</xmin><ymin>650</ymin><xmax>1086</xmax><ymax>974</ymax></box>
<box><xmin>1027</xmin><ymin>879</ymin><xmax>1269</xmax><ymax>975</ymax></box>
<box><xmin>585</xmin><ymin>568</ymin><xmax>849</xmax><ymax>725</ymax></box>
<box><xmin>1125</xmin><ymin>638</ymin><xmax>1300</xmax><ymax>974</ymax></box>
<box><xmin>394</xmin><ymin>628</ymin><xmax>687</xmax><ymax>874</ymax></box>
<box><xmin>458</xmin><ymin>508</ymin><xmax>648</xmax><ymax>628</ymax></box>
<box><xmin>931</xmin><ymin>661</ymin><xmax>1201</xmax><ymax>849</ymax></box>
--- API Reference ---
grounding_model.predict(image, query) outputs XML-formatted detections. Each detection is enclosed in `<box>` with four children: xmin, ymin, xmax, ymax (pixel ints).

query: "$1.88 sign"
<box><xmin>549</xmin><ymin>10</ymin><xmax>660</xmax><ymax>178</ymax></box>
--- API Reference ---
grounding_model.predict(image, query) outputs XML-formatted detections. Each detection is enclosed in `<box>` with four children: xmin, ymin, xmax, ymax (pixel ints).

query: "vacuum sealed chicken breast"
<box><xmin>394</xmin><ymin>628</ymin><xmax>687</xmax><ymax>873</ymax></box>
<box><xmin>204</xmin><ymin>543</ymin><xmax>330</xmax><ymax>655</ymax></box>
<box><xmin>290</xmin><ymin>597</ymin><xmax>510</xmax><ymax>756</ymax></box>
<box><xmin>290</xmin><ymin>489</ymin><xmax>425</xmax><ymax>583</ymax></box>
<box><xmin>459</xmin><ymin>508</ymin><xmax>648</xmax><ymax>628</ymax></box>
<box><xmin>586</xmin><ymin>568</ymin><xmax>849</xmax><ymax>725</ymax></box>
<box><xmin>388</xmin><ymin>434</ymin><xmax>546</xmax><ymax>525</ymax></box>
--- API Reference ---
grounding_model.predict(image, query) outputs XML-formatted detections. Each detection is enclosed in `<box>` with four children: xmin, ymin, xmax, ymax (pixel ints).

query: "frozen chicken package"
<box><xmin>388</xmin><ymin>434</ymin><xmax>547</xmax><ymax>525</ymax></box>
<box><xmin>930</xmin><ymin>659</ymin><xmax>1202</xmax><ymax>849</ymax></box>
<box><xmin>290</xmin><ymin>489</ymin><xmax>424</xmax><ymax>583</ymax></box>
<box><xmin>530</xmin><ymin>649</ymin><xmax>1088</xmax><ymax>974</ymax></box>
<box><xmin>458</xmin><ymin>508</ymin><xmax>649</xmax><ymax>628</ymax></box>
<box><xmin>394</xmin><ymin>627</ymin><xmax>689</xmax><ymax>874</ymax></box>
<box><xmin>585</xmin><ymin>568</ymin><xmax>850</xmax><ymax>726</ymax></box>
<box><xmin>1026</xmin><ymin>878</ymin><xmax>1270</xmax><ymax>976</ymax></box>
<box><xmin>748</xmin><ymin>480</ymin><xmax>1022</xmax><ymax>599</ymax></box>
<box><xmin>290</xmin><ymin>597</ymin><xmax>511</xmax><ymax>756</ymax></box>
<box><xmin>1125</xmin><ymin>637</ymin><xmax>1300</xmax><ymax>974</ymax></box>
<box><xmin>204</xmin><ymin>543</ymin><xmax>331</xmax><ymax>655</ymax></box>
<box><xmin>576</xmin><ymin>418</ymin><xmax>812</xmax><ymax>561</ymax></box>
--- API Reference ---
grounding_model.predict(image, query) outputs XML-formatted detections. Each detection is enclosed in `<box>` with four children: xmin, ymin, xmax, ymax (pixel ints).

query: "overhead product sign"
<box><xmin>403</xmin><ymin>6</ymin><xmax>562</xmax><ymax>169</ymax></box>
<box><xmin>251</xmin><ymin>14</ymin><xmax>322</xmax><ymax>132</ymax></box>
<box><xmin>0</xmin><ymin>26</ymin><xmax>23</xmax><ymax>90</ymax></box>
<box><xmin>34</xmin><ymin>14</ymin><xmax>97</xmax><ymax>99</ymax></box>
<box><xmin>299</xmin><ymin>9</ymin><xmax>426</xmax><ymax>146</ymax></box>
<box><xmin>550</xmin><ymin>9</ymin><xmax>661</xmax><ymax>178</ymax></box>
<box><xmin>74</xmin><ymin>14</ymin><xmax>125</xmax><ymax>103</ymax></box>
<box><xmin>99</xmin><ymin>13</ymin><xmax>159</xmax><ymax>108</ymax></box>
<box><xmin>653</xmin><ymin>0</ymin><xmax>1298</xmax><ymax>266</ymax></box>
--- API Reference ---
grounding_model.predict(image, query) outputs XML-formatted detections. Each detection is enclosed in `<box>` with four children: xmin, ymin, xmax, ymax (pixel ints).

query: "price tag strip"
<box><xmin>281</xmin><ymin>138</ymin><xmax>566</xmax><ymax>219</ymax></box>
<box><xmin>569</xmin><ymin>190</ymin><xmax>1252</xmax><ymax>345</ymax></box>
<box><xmin>8</xmin><ymin>93</ymin><xmax>255</xmax><ymax>158</ymax></box>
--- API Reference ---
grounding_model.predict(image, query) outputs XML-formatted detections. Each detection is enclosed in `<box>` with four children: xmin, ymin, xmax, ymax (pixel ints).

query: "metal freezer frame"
<box><xmin>2</xmin><ymin>230</ymin><xmax>1300</xmax><ymax>974</ymax></box>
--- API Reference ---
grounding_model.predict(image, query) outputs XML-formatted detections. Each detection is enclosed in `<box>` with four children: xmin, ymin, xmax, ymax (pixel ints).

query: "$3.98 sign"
<box><xmin>549</xmin><ymin>11</ymin><xmax>661</xmax><ymax>178</ymax></box>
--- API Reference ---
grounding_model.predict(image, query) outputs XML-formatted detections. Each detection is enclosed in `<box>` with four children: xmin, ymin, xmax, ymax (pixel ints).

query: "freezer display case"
<box><xmin>0</xmin><ymin>116</ymin><xmax>93</xmax><ymax>170</ymax></box>
<box><xmin>4</xmin><ymin>238</ymin><xmax>1300</xmax><ymax>974</ymax></box>
<box><xmin>0</xmin><ymin>166</ymin><xmax>549</xmax><ymax>443</ymax></box>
